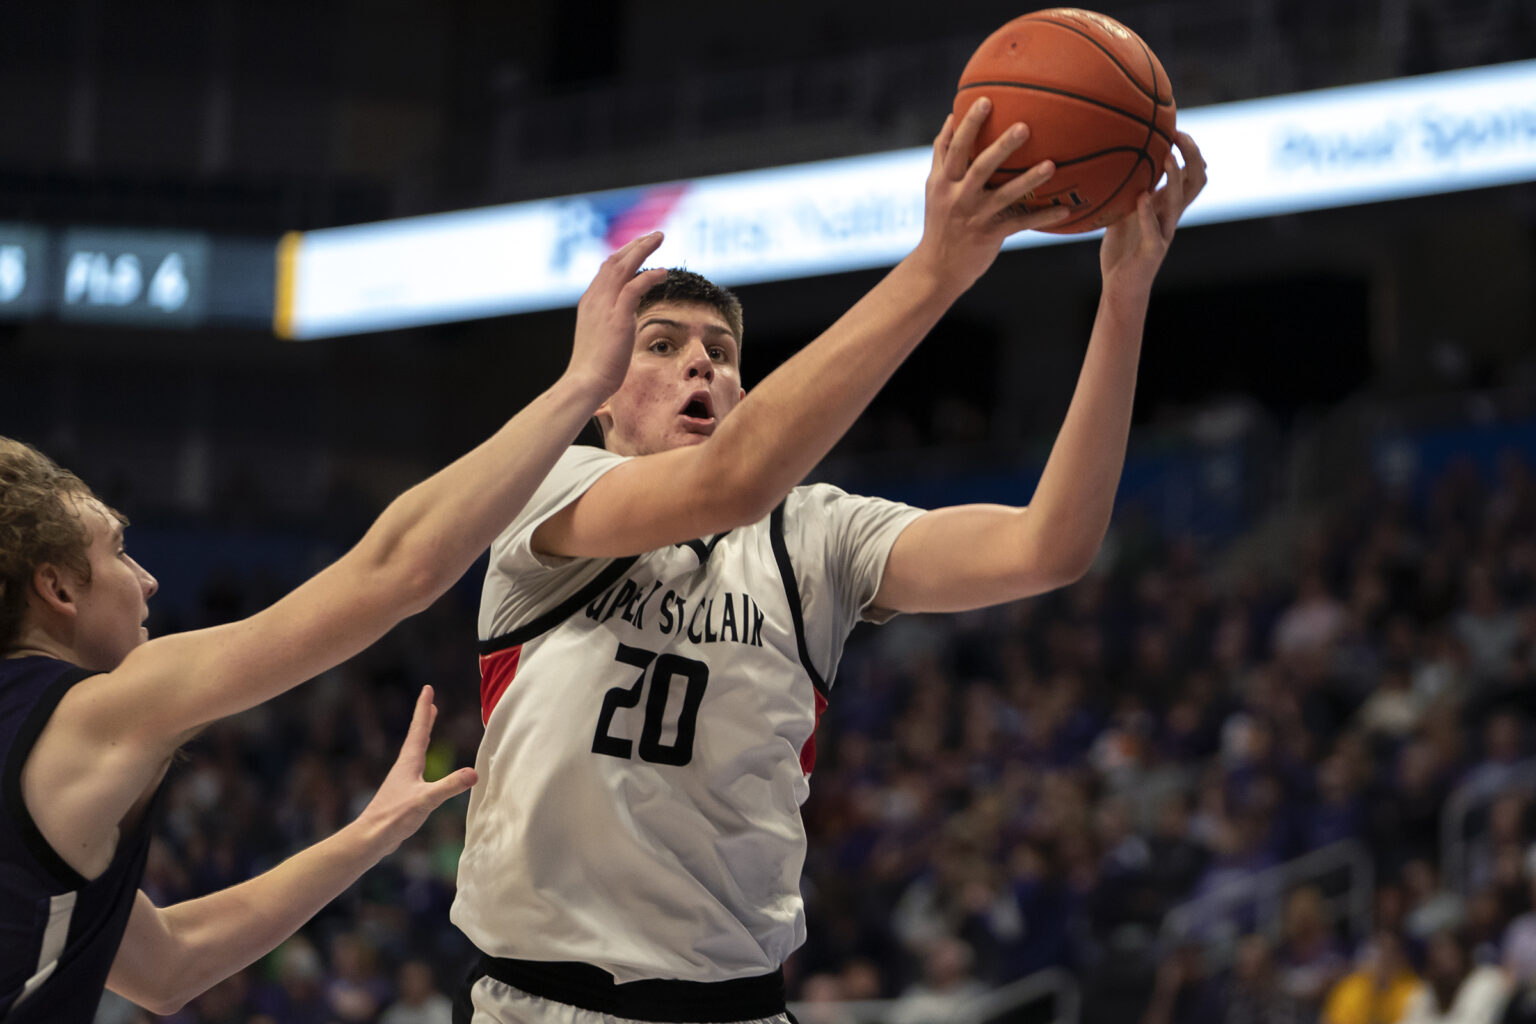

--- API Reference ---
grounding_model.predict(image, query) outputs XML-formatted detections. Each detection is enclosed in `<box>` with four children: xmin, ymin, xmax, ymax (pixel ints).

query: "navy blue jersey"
<box><xmin>0</xmin><ymin>656</ymin><xmax>159</xmax><ymax>1023</ymax></box>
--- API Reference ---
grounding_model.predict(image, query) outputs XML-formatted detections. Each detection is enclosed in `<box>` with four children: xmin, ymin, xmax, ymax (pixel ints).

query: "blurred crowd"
<box><xmin>93</xmin><ymin>446</ymin><xmax>1536</xmax><ymax>1024</ymax></box>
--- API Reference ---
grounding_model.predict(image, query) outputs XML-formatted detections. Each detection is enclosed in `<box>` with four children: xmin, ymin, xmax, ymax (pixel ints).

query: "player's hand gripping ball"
<box><xmin>954</xmin><ymin>8</ymin><xmax>1177</xmax><ymax>233</ymax></box>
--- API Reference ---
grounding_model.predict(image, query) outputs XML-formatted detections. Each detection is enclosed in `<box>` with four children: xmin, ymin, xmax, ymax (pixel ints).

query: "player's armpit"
<box><xmin>20</xmin><ymin>702</ymin><xmax>171</xmax><ymax>880</ymax></box>
<box><xmin>870</xmin><ymin>503</ymin><xmax>1095</xmax><ymax>615</ymax></box>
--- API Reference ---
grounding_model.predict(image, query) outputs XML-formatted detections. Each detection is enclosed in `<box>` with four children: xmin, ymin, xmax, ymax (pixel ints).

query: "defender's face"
<box><xmin>69</xmin><ymin>498</ymin><xmax>157</xmax><ymax>670</ymax></box>
<box><xmin>597</xmin><ymin>300</ymin><xmax>745</xmax><ymax>457</ymax></box>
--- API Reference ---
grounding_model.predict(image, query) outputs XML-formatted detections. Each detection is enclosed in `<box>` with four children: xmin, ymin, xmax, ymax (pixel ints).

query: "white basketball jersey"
<box><xmin>453</xmin><ymin>445</ymin><xmax>923</xmax><ymax>984</ymax></box>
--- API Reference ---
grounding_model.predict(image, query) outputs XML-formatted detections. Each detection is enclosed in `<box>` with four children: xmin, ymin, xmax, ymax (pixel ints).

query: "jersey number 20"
<box><xmin>592</xmin><ymin>643</ymin><xmax>709</xmax><ymax>766</ymax></box>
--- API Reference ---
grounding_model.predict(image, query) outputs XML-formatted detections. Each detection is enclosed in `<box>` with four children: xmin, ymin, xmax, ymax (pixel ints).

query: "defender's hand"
<box><xmin>568</xmin><ymin>233</ymin><xmax>670</xmax><ymax>399</ymax></box>
<box><xmin>355</xmin><ymin>686</ymin><xmax>477</xmax><ymax>855</ymax></box>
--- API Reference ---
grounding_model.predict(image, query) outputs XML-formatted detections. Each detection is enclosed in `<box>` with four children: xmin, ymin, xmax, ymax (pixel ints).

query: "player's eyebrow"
<box><xmin>638</xmin><ymin>317</ymin><xmax>736</xmax><ymax>341</ymax></box>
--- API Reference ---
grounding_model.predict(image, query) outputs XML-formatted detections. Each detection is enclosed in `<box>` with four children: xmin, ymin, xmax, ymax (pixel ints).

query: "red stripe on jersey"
<box><xmin>479</xmin><ymin>645</ymin><xmax>523</xmax><ymax>724</ymax></box>
<box><xmin>800</xmin><ymin>688</ymin><xmax>829</xmax><ymax>775</ymax></box>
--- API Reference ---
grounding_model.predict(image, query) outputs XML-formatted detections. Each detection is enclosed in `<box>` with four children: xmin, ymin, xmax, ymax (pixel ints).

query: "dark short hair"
<box><xmin>637</xmin><ymin>269</ymin><xmax>744</xmax><ymax>344</ymax></box>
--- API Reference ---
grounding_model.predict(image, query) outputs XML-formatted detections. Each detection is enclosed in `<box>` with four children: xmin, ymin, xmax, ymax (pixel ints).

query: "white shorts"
<box><xmin>463</xmin><ymin>974</ymin><xmax>794</xmax><ymax>1024</ymax></box>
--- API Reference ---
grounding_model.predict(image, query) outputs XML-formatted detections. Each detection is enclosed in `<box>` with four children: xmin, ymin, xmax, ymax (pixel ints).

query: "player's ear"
<box><xmin>593</xmin><ymin>401</ymin><xmax>615</xmax><ymax>437</ymax></box>
<box><xmin>30</xmin><ymin>563</ymin><xmax>79</xmax><ymax>617</ymax></box>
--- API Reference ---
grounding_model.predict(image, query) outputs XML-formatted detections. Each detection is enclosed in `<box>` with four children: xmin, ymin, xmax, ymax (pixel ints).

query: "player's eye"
<box><xmin>649</xmin><ymin>339</ymin><xmax>673</xmax><ymax>354</ymax></box>
<box><xmin>708</xmin><ymin>346</ymin><xmax>726</xmax><ymax>360</ymax></box>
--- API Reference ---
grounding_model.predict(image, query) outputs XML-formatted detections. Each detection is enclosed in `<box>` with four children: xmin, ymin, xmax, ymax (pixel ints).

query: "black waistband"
<box><xmin>472</xmin><ymin>955</ymin><xmax>786</xmax><ymax>1023</ymax></box>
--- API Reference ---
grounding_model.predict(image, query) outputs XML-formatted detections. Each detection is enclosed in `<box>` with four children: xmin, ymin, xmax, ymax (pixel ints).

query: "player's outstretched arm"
<box><xmin>25</xmin><ymin>236</ymin><xmax>665</xmax><ymax>877</ymax></box>
<box><xmin>873</xmin><ymin>132</ymin><xmax>1208</xmax><ymax>614</ymax></box>
<box><xmin>104</xmin><ymin>687</ymin><xmax>474</xmax><ymax>1015</ymax></box>
<box><xmin>537</xmin><ymin>100</ymin><xmax>1071</xmax><ymax>560</ymax></box>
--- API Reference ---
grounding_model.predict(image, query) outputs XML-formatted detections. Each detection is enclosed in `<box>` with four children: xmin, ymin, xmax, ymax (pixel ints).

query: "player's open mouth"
<box><xmin>679</xmin><ymin>393</ymin><xmax>715</xmax><ymax>427</ymax></box>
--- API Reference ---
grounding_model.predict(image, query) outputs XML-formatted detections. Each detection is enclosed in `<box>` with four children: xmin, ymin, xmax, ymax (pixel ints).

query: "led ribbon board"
<box><xmin>279</xmin><ymin>60</ymin><xmax>1536</xmax><ymax>339</ymax></box>
<box><xmin>0</xmin><ymin>224</ymin><xmax>49</xmax><ymax>318</ymax></box>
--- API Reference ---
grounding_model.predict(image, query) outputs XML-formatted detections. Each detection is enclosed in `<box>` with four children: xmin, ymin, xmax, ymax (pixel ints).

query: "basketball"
<box><xmin>953</xmin><ymin>8</ymin><xmax>1176</xmax><ymax>233</ymax></box>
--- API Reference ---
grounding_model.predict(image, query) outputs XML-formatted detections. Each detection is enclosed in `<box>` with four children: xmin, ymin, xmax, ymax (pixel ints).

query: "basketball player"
<box><xmin>0</xmin><ymin>233</ymin><xmax>670</xmax><ymax>1023</ymax></box>
<box><xmin>458</xmin><ymin>102</ymin><xmax>1206</xmax><ymax>1022</ymax></box>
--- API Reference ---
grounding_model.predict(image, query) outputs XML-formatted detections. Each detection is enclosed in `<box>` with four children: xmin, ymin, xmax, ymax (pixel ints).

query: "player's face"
<box><xmin>67</xmin><ymin>498</ymin><xmax>158</xmax><ymax>670</ymax></box>
<box><xmin>597</xmin><ymin>300</ymin><xmax>746</xmax><ymax>457</ymax></box>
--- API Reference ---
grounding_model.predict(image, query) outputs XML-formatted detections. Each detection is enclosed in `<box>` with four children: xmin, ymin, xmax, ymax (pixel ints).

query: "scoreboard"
<box><xmin>0</xmin><ymin>224</ymin><xmax>49</xmax><ymax>318</ymax></box>
<box><xmin>0</xmin><ymin>224</ymin><xmax>269</xmax><ymax>330</ymax></box>
<box><xmin>57</xmin><ymin>229</ymin><xmax>209</xmax><ymax>326</ymax></box>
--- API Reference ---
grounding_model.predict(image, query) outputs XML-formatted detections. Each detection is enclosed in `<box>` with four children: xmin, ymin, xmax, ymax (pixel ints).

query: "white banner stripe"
<box><xmin>285</xmin><ymin>60</ymin><xmax>1536</xmax><ymax>339</ymax></box>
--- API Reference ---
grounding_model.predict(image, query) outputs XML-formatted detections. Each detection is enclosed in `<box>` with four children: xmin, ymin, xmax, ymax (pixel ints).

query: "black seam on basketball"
<box><xmin>1057</xmin><ymin>152</ymin><xmax>1153</xmax><ymax>231</ymax></box>
<box><xmin>1105</xmin><ymin>152</ymin><xmax>1153</xmax><ymax>222</ymax></box>
<box><xmin>997</xmin><ymin>150</ymin><xmax>1153</xmax><ymax>231</ymax></box>
<box><xmin>958</xmin><ymin>81</ymin><xmax>1175</xmax><ymax>149</ymax></box>
<box><xmin>996</xmin><ymin>144</ymin><xmax>1148</xmax><ymax>173</ymax></box>
<box><xmin>1137</xmin><ymin>29</ymin><xmax>1167</xmax><ymax>107</ymax></box>
<box><xmin>1135</xmin><ymin>33</ymin><xmax>1160</xmax><ymax>163</ymax></box>
<box><xmin>1012</xmin><ymin>14</ymin><xmax>1172</xmax><ymax>107</ymax></box>
<box><xmin>957</xmin><ymin>81</ymin><xmax>1173</xmax><ymax>144</ymax></box>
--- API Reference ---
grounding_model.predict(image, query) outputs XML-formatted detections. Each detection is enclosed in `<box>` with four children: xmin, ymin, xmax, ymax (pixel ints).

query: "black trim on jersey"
<box><xmin>453</xmin><ymin>959</ymin><xmax>487</xmax><ymax>1024</ymax></box>
<box><xmin>674</xmin><ymin>531</ymin><xmax>731</xmax><ymax>567</ymax></box>
<box><xmin>477</xmin><ymin>556</ymin><xmax>639</xmax><ymax>655</ymax></box>
<box><xmin>469</xmin><ymin>956</ymin><xmax>786</xmax><ymax>1023</ymax></box>
<box><xmin>769</xmin><ymin>502</ymin><xmax>828</xmax><ymax>699</ymax></box>
<box><xmin>3</xmin><ymin>665</ymin><xmax>96</xmax><ymax>889</ymax></box>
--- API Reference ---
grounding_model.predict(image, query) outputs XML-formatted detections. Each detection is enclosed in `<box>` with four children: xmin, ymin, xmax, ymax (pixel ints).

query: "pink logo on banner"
<box><xmin>602</xmin><ymin>183</ymin><xmax>691</xmax><ymax>250</ymax></box>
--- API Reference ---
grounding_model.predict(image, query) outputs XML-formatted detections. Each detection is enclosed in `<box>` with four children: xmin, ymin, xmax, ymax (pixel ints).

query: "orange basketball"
<box><xmin>953</xmin><ymin>8</ymin><xmax>1176</xmax><ymax>234</ymax></box>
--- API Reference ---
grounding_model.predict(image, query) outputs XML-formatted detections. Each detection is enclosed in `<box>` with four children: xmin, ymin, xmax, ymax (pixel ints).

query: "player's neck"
<box><xmin>4</xmin><ymin>645</ymin><xmax>65</xmax><ymax>661</ymax></box>
<box><xmin>4</xmin><ymin>621</ymin><xmax>77</xmax><ymax>664</ymax></box>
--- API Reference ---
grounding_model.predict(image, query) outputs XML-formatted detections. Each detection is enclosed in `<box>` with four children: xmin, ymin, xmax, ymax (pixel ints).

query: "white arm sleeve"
<box><xmin>783</xmin><ymin>483</ymin><xmax>925</xmax><ymax>687</ymax></box>
<box><xmin>478</xmin><ymin>445</ymin><xmax>628</xmax><ymax>641</ymax></box>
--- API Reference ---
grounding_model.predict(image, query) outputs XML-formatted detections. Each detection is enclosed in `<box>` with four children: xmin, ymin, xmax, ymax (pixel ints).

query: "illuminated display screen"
<box><xmin>283</xmin><ymin>60</ymin><xmax>1536</xmax><ymax>338</ymax></box>
<box><xmin>57</xmin><ymin>228</ymin><xmax>210</xmax><ymax>326</ymax></box>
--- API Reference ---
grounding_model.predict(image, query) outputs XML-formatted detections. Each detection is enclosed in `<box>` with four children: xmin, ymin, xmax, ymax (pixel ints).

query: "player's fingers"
<box><xmin>1158</xmin><ymin>158</ymin><xmax>1183</xmax><ymax>242</ymax></box>
<box><xmin>594</xmin><ymin>236</ymin><xmax>639</xmax><ymax>281</ymax></box>
<box><xmin>1157</xmin><ymin>153</ymin><xmax>1184</xmax><ymax>223</ymax></box>
<box><xmin>945</xmin><ymin>96</ymin><xmax>992</xmax><ymax>180</ymax></box>
<box><xmin>932</xmin><ymin>113</ymin><xmax>956</xmax><ymax>172</ymax></box>
<box><xmin>581</xmin><ymin>244</ymin><xmax>636</xmax><ymax>310</ymax></box>
<box><xmin>1175</xmin><ymin>132</ymin><xmax>1208</xmax><ymax>208</ymax></box>
<box><xmin>616</xmin><ymin>266</ymin><xmax>670</xmax><ymax>312</ymax></box>
<box><xmin>964</xmin><ymin>121</ymin><xmax>1029</xmax><ymax>194</ymax></box>
<box><xmin>587</xmin><ymin>233</ymin><xmax>662</xmax><ymax>302</ymax></box>
<box><xmin>995</xmin><ymin>203</ymin><xmax>1073</xmax><ymax>236</ymax></box>
<box><xmin>1174</xmin><ymin>132</ymin><xmax>1206</xmax><ymax>175</ymax></box>
<box><xmin>611</xmin><ymin>232</ymin><xmax>665</xmax><ymax>277</ymax></box>
<box><xmin>406</xmin><ymin>685</ymin><xmax>434</xmax><ymax>738</ymax></box>
<box><xmin>425</xmin><ymin>767</ymin><xmax>479</xmax><ymax>807</ymax></box>
<box><xmin>987</xmin><ymin>159</ymin><xmax>1056</xmax><ymax>214</ymax></box>
<box><xmin>1137</xmin><ymin>189</ymin><xmax>1164</xmax><ymax>244</ymax></box>
<box><xmin>394</xmin><ymin>685</ymin><xmax>439</xmax><ymax>763</ymax></box>
<box><xmin>609</xmin><ymin>230</ymin><xmax>657</xmax><ymax>260</ymax></box>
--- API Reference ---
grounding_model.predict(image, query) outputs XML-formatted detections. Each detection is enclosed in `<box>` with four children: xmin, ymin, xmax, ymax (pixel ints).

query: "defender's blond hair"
<box><xmin>0</xmin><ymin>437</ymin><xmax>120</xmax><ymax>651</ymax></box>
